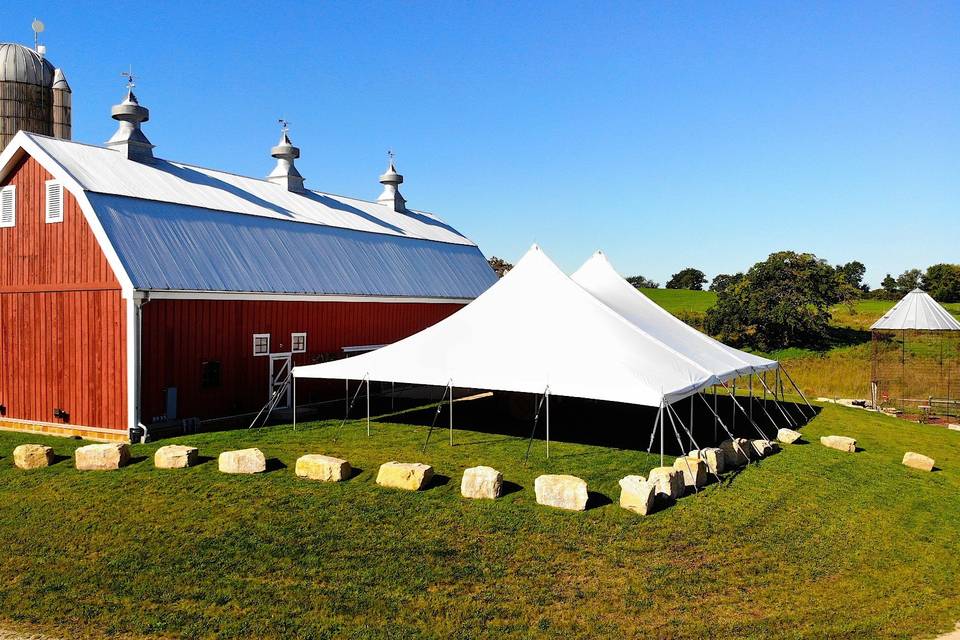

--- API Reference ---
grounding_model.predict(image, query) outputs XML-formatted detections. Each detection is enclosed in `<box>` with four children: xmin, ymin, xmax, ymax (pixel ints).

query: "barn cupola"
<box><xmin>106</xmin><ymin>71</ymin><xmax>155</xmax><ymax>163</ymax></box>
<box><xmin>377</xmin><ymin>152</ymin><xmax>406</xmax><ymax>212</ymax></box>
<box><xmin>266</xmin><ymin>120</ymin><xmax>305</xmax><ymax>193</ymax></box>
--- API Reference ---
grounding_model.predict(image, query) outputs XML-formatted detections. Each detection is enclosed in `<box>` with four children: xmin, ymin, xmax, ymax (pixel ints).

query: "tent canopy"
<box><xmin>294</xmin><ymin>245</ymin><xmax>719</xmax><ymax>406</ymax></box>
<box><xmin>571</xmin><ymin>251</ymin><xmax>778</xmax><ymax>381</ymax></box>
<box><xmin>870</xmin><ymin>288</ymin><xmax>960</xmax><ymax>331</ymax></box>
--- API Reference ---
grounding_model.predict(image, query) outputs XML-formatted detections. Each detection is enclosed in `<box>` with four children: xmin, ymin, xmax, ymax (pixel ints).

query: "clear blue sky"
<box><xmin>5</xmin><ymin>1</ymin><xmax>957</xmax><ymax>288</ymax></box>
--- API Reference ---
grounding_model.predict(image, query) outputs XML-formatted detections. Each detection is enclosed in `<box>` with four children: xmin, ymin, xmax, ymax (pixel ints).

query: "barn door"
<box><xmin>269</xmin><ymin>353</ymin><xmax>292</xmax><ymax>409</ymax></box>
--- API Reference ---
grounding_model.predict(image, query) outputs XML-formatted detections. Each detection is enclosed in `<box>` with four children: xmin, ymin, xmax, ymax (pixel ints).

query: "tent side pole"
<box><xmin>748</xmin><ymin>375</ymin><xmax>753</xmax><ymax>423</ymax></box>
<box><xmin>713</xmin><ymin>386</ymin><xmax>718</xmax><ymax>442</ymax></box>
<box><xmin>292</xmin><ymin>374</ymin><xmax>297</xmax><ymax>431</ymax></box>
<box><xmin>688</xmin><ymin>395</ymin><xmax>694</xmax><ymax>451</ymax></box>
<box><xmin>659</xmin><ymin>401</ymin><xmax>665</xmax><ymax>467</ymax></box>
<box><xmin>449</xmin><ymin>383</ymin><xmax>454</xmax><ymax>446</ymax></box>
<box><xmin>546</xmin><ymin>389</ymin><xmax>551</xmax><ymax>460</ymax></box>
<box><xmin>732</xmin><ymin>380</ymin><xmax>737</xmax><ymax>431</ymax></box>
<box><xmin>366</xmin><ymin>377</ymin><xmax>370</xmax><ymax>437</ymax></box>
<box><xmin>779</xmin><ymin>365</ymin><xmax>815</xmax><ymax>417</ymax></box>
<box><xmin>755</xmin><ymin>374</ymin><xmax>792</xmax><ymax>428</ymax></box>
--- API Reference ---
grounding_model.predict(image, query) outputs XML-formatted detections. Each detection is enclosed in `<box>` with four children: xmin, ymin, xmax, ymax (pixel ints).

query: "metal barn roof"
<box><xmin>870</xmin><ymin>289</ymin><xmax>960</xmax><ymax>331</ymax></box>
<box><xmin>27</xmin><ymin>134</ymin><xmax>474</xmax><ymax>246</ymax></box>
<box><xmin>90</xmin><ymin>193</ymin><xmax>495</xmax><ymax>298</ymax></box>
<box><xmin>7</xmin><ymin>133</ymin><xmax>497</xmax><ymax>299</ymax></box>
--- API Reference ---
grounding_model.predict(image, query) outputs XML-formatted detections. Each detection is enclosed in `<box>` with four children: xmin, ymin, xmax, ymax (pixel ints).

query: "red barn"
<box><xmin>0</xmin><ymin>89</ymin><xmax>495</xmax><ymax>442</ymax></box>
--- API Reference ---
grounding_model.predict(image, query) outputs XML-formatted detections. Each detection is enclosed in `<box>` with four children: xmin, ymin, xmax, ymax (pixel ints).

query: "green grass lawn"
<box><xmin>1</xmin><ymin>405</ymin><xmax>959</xmax><ymax>639</ymax></box>
<box><xmin>640</xmin><ymin>287</ymin><xmax>717</xmax><ymax>314</ymax></box>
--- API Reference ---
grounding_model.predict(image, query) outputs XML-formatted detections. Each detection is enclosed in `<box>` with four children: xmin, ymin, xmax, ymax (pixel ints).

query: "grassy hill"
<box><xmin>0</xmin><ymin>405</ymin><xmax>958</xmax><ymax>639</ymax></box>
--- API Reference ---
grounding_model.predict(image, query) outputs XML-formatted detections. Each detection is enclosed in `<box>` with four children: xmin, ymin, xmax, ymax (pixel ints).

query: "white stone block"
<box><xmin>689</xmin><ymin>448</ymin><xmax>725</xmax><ymax>475</ymax></box>
<box><xmin>618</xmin><ymin>475</ymin><xmax>655</xmax><ymax>515</ymax></box>
<box><xmin>673</xmin><ymin>456</ymin><xmax>708</xmax><ymax>488</ymax></box>
<box><xmin>75</xmin><ymin>443</ymin><xmax>130</xmax><ymax>471</ymax></box>
<box><xmin>218</xmin><ymin>448</ymin><xmax>267</xmax><ymax>474</ymax></box>
<box><xmin>776</xmin><ymin>428</ymin><xmax>802</xmax><ymax>444</ymax></box>
<box><xmin>902</xmin><ymin>451</ymin><xmax>934</xmax><ymax>472</ymax></box>
<box><xmin>154</xmin><ymin>445</ymin><xmax>198</xmax><ymax>469</ymax></box>
<box><xmin>647</xmin><ymin>466</ymin><xmax>685</xmax><ymax>499</ymax></box>
<box><xmin>295</xmin><ymin>454</ymin><xmax>351</xmax><ymax>481</ymax></box>
<box><xmin>534</xmin><ymin>474</ymin><xmax>588</xmax><ymax>511</ymax></box>
<box><xmin>820</xmin><ymin>435</ymin><xmax>857</xmax><ymax>453</ymax></box>
<box><xmin>13</xmin><ymin>444</ymin><xmax>54</xmax><ymax>470</ymax></box>
<box><xmin>460</xmin><ymin>465</ymin><xmax>503</xmax><ymax>499</ymax></box>
<box><xmin>376</xmin><ymin>461</ymin><xmax>434</xmax><ymax>490</ymax></box>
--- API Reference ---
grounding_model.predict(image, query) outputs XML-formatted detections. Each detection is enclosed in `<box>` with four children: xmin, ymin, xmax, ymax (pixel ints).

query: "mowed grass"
<box><xmin>1</xmin><ymin>405</ymin><xmax>959</xmax><ymax>639</ymax></box>
<box><xmin>640</xmin><ymin>287</ymin><xmax>717</xmax><ymax>314</ymax></box>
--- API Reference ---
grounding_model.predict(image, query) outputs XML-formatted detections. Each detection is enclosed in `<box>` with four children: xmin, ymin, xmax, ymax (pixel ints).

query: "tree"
<box><xmin>835</xmin><ymin>261</ymin><xmax>868</xmax><ymax>294</ymax></box>
<box><xmin>880</xmin><ymin>274</ymin><xmax>899</xmax><ymax>299</ymax></box>
<box><xmin>921</xmin><ymin>264</ymin><xmax>960</xmax><ymax>303</ymax></box>
<box><xmin>705</xmin><ymin>251</ymin><xmax>844</xmax><ymax>351</ymax></box>
<box><xmin>666</xmin><ymin>268</ymin><xmax>707</xmax><ymax>291</ymax></box>
<box><xmin>709</xmin><ymin>273</ymin><xmax>743</xmax><ymax>294</ymax></box>
<box><xmin>626</xmin><ymin>275</ymin><xmax>659</xmax><ymax>289</ymax></box>
<box><xmin>895</xmin><ymin>269</ymin><xmax>922</xmax><ymax>293</ymax></box>
<box><xmin>487</xmin><ymin>256</ymin><xmax>513</xmax><ymax>278</ymax></box>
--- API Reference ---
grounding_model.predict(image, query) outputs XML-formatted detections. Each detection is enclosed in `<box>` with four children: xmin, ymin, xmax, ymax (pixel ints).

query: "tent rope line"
<box><xmin>666</xmin><ymin>401</ymin><xmax>724</xmax><ymax>486</ymax></box>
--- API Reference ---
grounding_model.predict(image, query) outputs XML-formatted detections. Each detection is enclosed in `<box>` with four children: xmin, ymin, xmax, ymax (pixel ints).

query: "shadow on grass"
<box><xmin>265</xmin><ymin>458</ymin><xmax>287</xmax><ymax>472</ymax></box>
<box><xmin>348</xmin><ymin>466</ymin><xmax>364</xmax><ymax>479</ymax></box>
<box><xmin>194</xmin><ymin>455</ymin><xmax>216</xmax><ymax>466</ymax></box>
<box><xmin>50</xmin><ymin>453</ymin><xmax>71</xmax><ymax>465</ymax></box>
<box><xmin>127</xmin><ymin>455</ymin><xmax>149</xmax><ymax>466</ymax></box>
<box><xmin>586</xmin><ymin>491</ymin><xmax>612</xmax><ymax>510</ymax></box>
<box><xmin>500</xmin><ymin>480</ymin><xmax>523</xmax><ymax>497</ymax></box>
<box><xmin>427</xmin><ymin>474</ymin><xmax>451</xmax><ymax>489</ymax></box>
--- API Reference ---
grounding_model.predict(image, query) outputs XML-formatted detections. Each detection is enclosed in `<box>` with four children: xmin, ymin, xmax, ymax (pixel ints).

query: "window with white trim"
<box><xmin>253</xmin><ymin>333</ymin><xmax>270</xmax><ymax>356</ymax></box>
<box><xmin>291</xmin><ymin>332</ymin><xmax>307</xmax><ymax>353</ymax></box>
<box><xmin>45</xmin><ymin>180</ymin><xmax>63</xmax><ymax>223</ymax></box>
<box><xmin>0</xmin><ymin>185</ymin><xmax>15</xmax><ymax>228</ymax></box>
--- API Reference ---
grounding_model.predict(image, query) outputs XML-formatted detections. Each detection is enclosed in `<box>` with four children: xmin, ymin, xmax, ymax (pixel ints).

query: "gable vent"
<box><xmin>0</xmin><ymin>185</ymin><xmax>15</xmax><ymax>228</ymax></box>
<box><xmin>45</xmin><ymin>181</ymin><xmax>63</xmax><ymax>223</ymax></box>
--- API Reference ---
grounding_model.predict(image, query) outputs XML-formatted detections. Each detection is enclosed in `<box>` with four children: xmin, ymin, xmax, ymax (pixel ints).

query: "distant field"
<box><xmin>640</xmin><ymin>287</ymin><xmax>717</xmax><ymax>314</ymax></box>
<box><xmin>637</xmin><ymin>289</ymin><xmax>960</xmax><ymax>402</ymax></box>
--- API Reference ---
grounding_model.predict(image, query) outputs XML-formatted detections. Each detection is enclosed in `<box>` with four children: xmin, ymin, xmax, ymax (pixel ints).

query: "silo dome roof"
<box><xmin>0</xmin><ymin>43</ymin><xmax>55</xmax><ymax>86</ymax></box>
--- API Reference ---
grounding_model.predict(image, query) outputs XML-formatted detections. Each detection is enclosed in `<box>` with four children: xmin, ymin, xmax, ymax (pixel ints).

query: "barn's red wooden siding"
<box><xmin>139</xmin><ymin>299</ymin><xmax>463</xmax><ymax>422</ymax></box>
<box><xmin>0</xmin><ymin>156</ymin><xmax>128</xmax><ymax>432</ymax></box>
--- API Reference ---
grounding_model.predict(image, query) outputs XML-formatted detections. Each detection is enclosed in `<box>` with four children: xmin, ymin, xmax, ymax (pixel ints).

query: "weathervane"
<box><xmin>278</xmin><ymin>119</ymin><xmax>291</xmax><ymax>133</ymax></box>
<box><xmin>121</xmin><ymin>66</ymin><xmax>136</xmax><ymax>91</ymax></box>
<box><xmin>387</xmin><ymin>148</ymin><xmax>395</xmax><ymax>163</ymax></box>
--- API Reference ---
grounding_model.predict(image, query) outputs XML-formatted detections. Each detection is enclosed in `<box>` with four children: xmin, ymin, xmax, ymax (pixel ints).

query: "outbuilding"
<box><xmin>0</xmin><ymin>87</ymin><xmax>495</xmax><ymax>441</ymax></box>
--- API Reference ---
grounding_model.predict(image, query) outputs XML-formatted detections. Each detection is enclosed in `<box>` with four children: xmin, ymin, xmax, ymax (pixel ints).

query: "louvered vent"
<box><xmin>45</xmin><ymin>181</ymin><xmax>63</xmax><ymax>223</ymax></box>
<box><xmin>0</xmin><ymin>185</ymin><xmax>15</xmax><ymax>228</ymax></box>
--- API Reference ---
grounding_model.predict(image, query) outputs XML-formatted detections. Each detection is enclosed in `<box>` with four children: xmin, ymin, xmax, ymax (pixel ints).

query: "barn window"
<box><xmin>291</xmin><ymin>332</ymin><xmax>307</xmax><ymax>353</ymax></box>
<box><xmin>45</xmin><ymin>180</ymin><xmax>63</xmax><ymax>223</ymax></box>
<box><xmin>253</xmin><ymin>333</ymin><xmax>270</xmax><ymax>356</ymax></box>
<box><xmin>201</xmin><ymin>361</ymin><xmax>221</xmax><ymax>388</ymax></box>
<box><xmin>0</xmin><ymin>185</ymin><xmax>15</xmax><ymax>228</ymax></box>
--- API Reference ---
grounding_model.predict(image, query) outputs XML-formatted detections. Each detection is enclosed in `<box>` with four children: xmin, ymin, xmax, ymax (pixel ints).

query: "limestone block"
<box><xmin>689</xmin><ymin>448</ymin><xmax>725</xmax><ymax>475</ymax></box>
<box><xmin>673</xmin><ymin>456</ymin><xmax>708</xmax><ymax>488</ymax></box>
<box><xmin>647</xmin><ymin>466</ymin><xmax>685</xmax><ymax>500</ymax></box>
<box><xmin>218</xmin><ymin>448</ymin><xmax>267</xmax><ymax>474</ymax></box>
<box><xmin>154</xmin><ymin>445</ymin><xmax>198</xmax><ymax>469</ymax></box>
<box><xmin>750</xmin><ymin>439</ymin><xmax>775</xmax><ymax>458</ymax></box>
<box><xmin>460</xmin><ymin>465</ymin><xmax>503</xmax><ymax>499</ymax></box>
<box><xmin>902</xmin><ymin>452</ymin><xmax>934</xmax><ymax>472</ymax></box>
<box><xmin>295</xmin><ymin>454</ymin><xmax>351</xmax><ymax>482</ymax></box>
<box><xmin>820</xmin><ymin>435</ymin><xmax>857</xmax><ymax>453</ymax></box>
<box><xmin>719</xmin><ymin>438</ymin><xmax>751</xmax><ymax>466</ymax></box>
<box><xmin>534</xmin><ymin>474</ymin><xmax>588</xmax><ymax>511</ymax></box>
<box><xmin>618</xmin><ymin>475</ymin><xmax>656</xmax><ymax>515</ymax></box>
<box><xmin>13</xmin><ymin>444</ymin><xmax>54</xmax><ymax>469</ymax></box>
<box><xmin>75</xmin><ymin>443</ymin><xmax>130</xmax><ymax>471</ymax></box>
<box><xmin>777</xmin><ymin>428</ymin><xmax>803</xmax><ymax>444</ymax></box>
<box><xmin>948</xmin><ymin>424</ymin><xmax>960</xmax><ymax>432</ymax></box>
<box><xmin>376</xmin><ymin>461</ymin><xmax>434</xmax><ymax>490</ymax></box>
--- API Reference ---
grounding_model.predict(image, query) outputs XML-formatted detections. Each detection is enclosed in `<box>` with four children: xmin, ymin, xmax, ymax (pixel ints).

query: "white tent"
<box><xmin>870</xmin><ymin>288</ymin><xmax>960</xmax><ymax>331</ymax></box>
<box><xmin>294</xmin><ymin>245</ymin><xmax>719</xmax><ymax>407</ymax></box>
<box><xmin>571</xmin><ymin>251</ymin><xmax>778</xmax><ymax>381</ymax></box>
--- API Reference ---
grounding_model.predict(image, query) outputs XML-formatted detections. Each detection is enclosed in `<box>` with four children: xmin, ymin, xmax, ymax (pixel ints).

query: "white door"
<box><xmin>269</xmin><ymin>353</ymin><xmax>292</xmax><ymax>409</ymax></box>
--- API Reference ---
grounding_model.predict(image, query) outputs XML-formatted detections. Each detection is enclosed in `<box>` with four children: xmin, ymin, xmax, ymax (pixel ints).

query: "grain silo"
<box><xmin>0</xmin><ymin>41</ymin><xmax>71</xmax><ymax>150</ymax></box>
